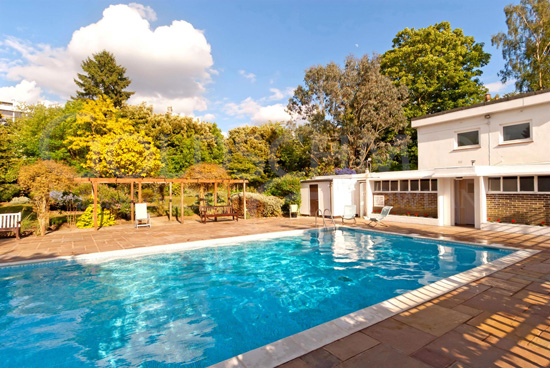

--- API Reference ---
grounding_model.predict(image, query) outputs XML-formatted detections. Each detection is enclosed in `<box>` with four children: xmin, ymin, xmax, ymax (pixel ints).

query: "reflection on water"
<box><xmin>0</xmin><ymin>229</ymin><xmax>512</xmax><ymax>367</ymax></box>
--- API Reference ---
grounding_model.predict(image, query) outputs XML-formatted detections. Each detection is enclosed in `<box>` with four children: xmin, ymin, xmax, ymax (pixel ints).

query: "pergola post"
<box><xmin>169</xmin><ymin>182</ymin><xmax>173</xmax><ymax>221</ymax></box>
<box><xmin>214</xmin><ymin>182</ymin><xmax>218</xmax><ymax>206</ymax></box>
<box><xmin>138</xmin><ymin>182</ymin><xmax>142</xmax><ymax>203</ymax></box>
<box><xmin>180</xmin><ymin>183</ymin><xmax>184</xmax><ymax>224</ymax></box>
<box><xmin>243</xmin><ymin>180</ymin><xmax>247</xmax><ymax>220</ymax></box>
<box><xmin>92</xmin><ymin>181</ymin><xmax>98</xmax><ymax>230</ymax></box>
<box><xmin>227</xmin><ymin>180</ymin><xmax>231</xmax><ymax>204</ymax></box>
<box><xmin>130</xmin><ymin>181</ymin><xmax>134</xmax><ymax>223</ymax></box>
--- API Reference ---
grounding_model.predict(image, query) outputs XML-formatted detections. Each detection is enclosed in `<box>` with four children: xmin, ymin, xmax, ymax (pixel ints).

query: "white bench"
<box><xmin>0</xmin><ymin>212</ymin><xmax>21</xmax><ymax>239</ymax></box>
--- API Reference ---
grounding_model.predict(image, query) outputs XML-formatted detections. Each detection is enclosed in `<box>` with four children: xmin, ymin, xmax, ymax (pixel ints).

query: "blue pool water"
<box><xmin>0</xmin><ymin>228</ymin><xmax>513</xmax><ymax>367</ymax></box>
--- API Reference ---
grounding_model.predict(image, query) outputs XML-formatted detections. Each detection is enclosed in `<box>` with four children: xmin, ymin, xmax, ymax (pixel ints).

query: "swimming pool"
<box><xmin>0</xmin><ymin>228</ymin><xmax>523</xmax><ymax>367</ymax></box>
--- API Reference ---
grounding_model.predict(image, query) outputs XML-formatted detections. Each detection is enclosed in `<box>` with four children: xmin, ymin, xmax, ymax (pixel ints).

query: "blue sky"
<box><xmin>0</xmin><ymin>0</ymin><xmax>515</xmax><ymax>132</ymax></box>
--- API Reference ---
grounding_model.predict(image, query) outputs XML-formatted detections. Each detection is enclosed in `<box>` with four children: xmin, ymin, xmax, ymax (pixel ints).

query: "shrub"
<box><xmin>76</xmin><ymin>205</ymin><xmax>116</xmax><ymax>228</ymax></box>
<box><xmin>231</xmin><ymin>192</ymin><xmax>283</xmax><ymax>218</ymax></box>
<box><xmin>9</xmin><ymin>196</ymin><xmax>30</xmax><ymax>205</ymax></box>
<box><xmin>18</xmin><ymin>160</ymin><xmax>75</xmax><ymax>236</ymax></box>
<box><xmin>0</xmin><ymin>184</ymin><xmax>21</xmax><ymax>203</ymax></box>
<box><xmin>98</xmin><ymin>185</ymin><xmax>131</xmax><ymax>219</ymax></box>
<box><xmin>264</xmin><ymin>173</ymin><xmax>302</xmax><ymax>212</ymax></box>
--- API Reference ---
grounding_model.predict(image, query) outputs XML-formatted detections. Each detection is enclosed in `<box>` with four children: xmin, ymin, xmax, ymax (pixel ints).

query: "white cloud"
<box><xmin>198</xmin><ymin>113</ymin><xmax>216</xmax><ymax>121</ymax></box>
<box><xmin>238</xmin><ymin>69</ymin><xmax>256</xmax><ymax>83</ymax></box>
<box><xmin>485</xmin><ymin>80</ymin><xmax>515</xmax><ymax>94</ymax></box>
<box><xmin>2</xmin><ymin>4</ymin><xmax>213</xmax><ymax>115</ymax></box>
<box><xmin>266</xmin><ymin>87</ymin><xmax>294</xmax><ymax>101</ymax></box>
<box><xmin>224</xmin><ymin>97</ymin><xmax>291</xmax><ymax>124</ymax></box>
<box><xmin>128</xmin><ymin>3</ymin><xmax>157</xmax><ymax>21</ymax></box>
<box><xmin>0</xmin><ymin>80</ymin><xmax>43</xmax><ymax>103</ymax></box>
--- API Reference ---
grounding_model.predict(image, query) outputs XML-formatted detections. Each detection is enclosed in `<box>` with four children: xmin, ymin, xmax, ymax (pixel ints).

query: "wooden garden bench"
<box><xmin>199</xmin><ymin>205</ymin><xmax>238</xmax><ymax>223</ymax></box>
<box><xmin>0</xmin><ymin>212</ymin><xmax>21</xmax><ymax>239</ymax></box>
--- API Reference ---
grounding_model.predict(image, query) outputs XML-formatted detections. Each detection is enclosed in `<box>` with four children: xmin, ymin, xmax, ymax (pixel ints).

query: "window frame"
<box><xmin>455</xmin><ymin>128</ymin><xmax>481</xmax><ymax>150</ymax></box>
<box><xmin>373</xmin><ymin>179</ymin><xmax>438</xmax><ymax>193</ymax></box>
<box><xmin>499</xmin><ymin>120</ymin><xmax>533</xmax><ymax>145</ymax></box>
<box><xmin>487</xmin><ymin>175</ymin><xmax>539</xmax><ymax>193</ymax></box>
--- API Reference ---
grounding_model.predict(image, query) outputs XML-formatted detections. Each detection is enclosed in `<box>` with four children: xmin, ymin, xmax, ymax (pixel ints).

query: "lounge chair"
<box><xmin>289</xmin><ymin>204</ymin><xmax>299</xmax><ymax>219</ymax></box>
<box><xmin>342</xmin><ymin>205</ymin><xmax>356</xmax><ymax>224</ymax></box>
<box><xmin>135</xmin><ymin>203</ymin><xmax>151</xmax><ymax>228</ymax></box>
<box><xmin>364</xmin><ymin>206</ymin><xmax>393</xmax><ymax>227</ymax></box>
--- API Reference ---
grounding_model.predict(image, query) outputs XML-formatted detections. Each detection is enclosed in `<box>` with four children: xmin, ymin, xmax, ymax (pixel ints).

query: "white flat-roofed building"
<box><xmin>0</xmin><ymin>101</ymin><xmax>22</xmax><ymax>124</ymax></box>
<box><xmin>301</xmin><ymin>89</ymin><xmax>550</xmax><ymax>235</ymax></box>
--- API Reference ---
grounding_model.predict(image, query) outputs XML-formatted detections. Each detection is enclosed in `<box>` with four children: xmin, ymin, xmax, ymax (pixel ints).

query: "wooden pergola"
<box><xmin>73</xmin><ymin>177</ymin><xmax>248</xmax><ymax>230</ymax></box>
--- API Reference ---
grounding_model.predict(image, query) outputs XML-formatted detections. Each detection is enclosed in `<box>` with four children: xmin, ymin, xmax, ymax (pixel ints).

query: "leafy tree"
<box><xmin>18</xmin><ymin>160</ymin><xmax>75</xmax><ymax>236</ymax></box>
<box><xmin>183</xmin><ymin>163</ymin><xmax>230</xmax><ymax>179</ymax></box>
<box><xmin>492</xmin><ymin>0</ymin><xmax>550</xmax><ymax>91</ymax></box>
<box><xmin>288</xmin><ymin>54</ymin><xmax>408</xmax><ymax>172</ymax></box>
<box><xmin>225</xmin><ymin>123</ymin><xmax>284</xmax><ymax>186</ymax></box>
<box><xmin>0</xmin><ymin>125</ymin><xmax>20</xmax><ymax>201</ymax></box>
<box><xmin>10</xmin><ymin>103</ymin><xmax>65</xmax><ymax>159</ymax></box>
<box><xmin>381</xmin><ymin>22</ymin><xmax>491</xmax><ymax>118</ymax></box>
<box><xmin>66</xmin><ymin>96</ymin><xmax>159</xmax><ymax>177</ymax></box>
<box><xmin>122</xmin><ymin>104</ymin><xmax>225</xmax><ymax>176</ymax></box>
<box><xmin>88</xmin><ymin>133</ymin><xmax>161</xmax><ymax>177</ymax></box>
<box><xmin>74</xmin><ymin>50</ymin><xmax>134</xmax><ymax>107</ymax></box>
<box><xmin>380</xmin><ymin>22</ymin><xmax>491</xmax><ymax>169</ymax></box>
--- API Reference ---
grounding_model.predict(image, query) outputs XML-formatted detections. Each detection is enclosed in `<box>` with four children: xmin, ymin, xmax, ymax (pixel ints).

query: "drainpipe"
<box><xmin>329</xmin><ymin>180</ymin><xmax>333</xmax><ymax>216</ymax></box>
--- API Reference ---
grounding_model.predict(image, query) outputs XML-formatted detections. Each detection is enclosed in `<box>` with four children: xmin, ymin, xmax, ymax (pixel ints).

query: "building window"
<box><xmin>374</xmin><ymin>181</ymin><xmax>381</xmax><ymax>191</ymax></box>
<box><xmin>489</xmin><ymin>177</ymin><xmax>501</xmax><ymax>192</ymax></box>
<box><xmin>520</xmin><ymin>176</ymin><xmax>535</xmax><ymax>192</ymax></box>
<box><xmin>502</xmin><ymin>122</ymin><xmax>531</xmax><ymax>142</ymax></box>
<box><xmin>420</xmin><ymin>179</ymin><xmax>430</xmax><ymax>191</ymax></box>
<box><xmin>381</xmin><ymin>181</ymin><xmax>390</xmax><ymax>191</ymax></box>
<box><xmin>410</xmin><ymin>180</ymin><xmax>419</xmax><ymax>191</ymax></box>
<box><xmin>390</xmin><ymin>181</ymin><xmax>399</xmax><ymax>191</ymax></box>
<box><xmin>538</xmin><ymin>176</ymin><xmax>550</xmax><ymax>192</ymax></box>
<box><xmin>456</xmin><ymin>130</ymin><xmax>479</xmax><ymax>147</ymax></box>
<box><xmin>400</xmin><ymin>180</ymin><xmax>409</xmax><ymax>191</ymax></box>
<box><xmin>431</xmin><ymin>179</ymin><xmax>438</xmax><ymax>191</ymax></box>
<box><xmin>502</xmin><ymin>176</ymin><xmax>518</xmax><ymax>192</ymax></box>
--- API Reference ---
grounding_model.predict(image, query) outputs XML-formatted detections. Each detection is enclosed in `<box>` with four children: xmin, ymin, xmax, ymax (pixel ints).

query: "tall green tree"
<box><xmin>74</xmin><ymin>50</ymin><xmax>134</xmax><ymax>107</ymax></box>
<box><xmin>380</xmin><ymin>22</ymin><xmax>490</xmax><ymax>169</ymax></box>
<box><xmin>122</xmin><ymin>104</ymin><xmax>225</xmax><ymax>176</ymax></box>
<box><xmin>492</xmin><ymin>0</ymin><xmax>550</xmax><ymax>92</ymax></box>
<box><xmin>288</xmin><ymin>54</ymin><xmax>408</xmax><ymax>173</ymax></box>
<box><xmin>225</xmin><ymin>123</ymin><xmax>284</xmax><ymax>186</ymax></box>
<box><xmin>381</xmin><ymin>22</ymin><xmax>491</xmax><ymax>119</ymax></box>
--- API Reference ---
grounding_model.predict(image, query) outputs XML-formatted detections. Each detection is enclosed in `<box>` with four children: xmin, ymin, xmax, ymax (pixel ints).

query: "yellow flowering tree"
<box><xmin>66</xmin><ymin>96</ymin><xmax>161</xmax><ymax>177</ymax></box>
<box><xmin>88</xmin><ymin>133</ymin><xmax>161</xmax><ymax>177</ymax></box>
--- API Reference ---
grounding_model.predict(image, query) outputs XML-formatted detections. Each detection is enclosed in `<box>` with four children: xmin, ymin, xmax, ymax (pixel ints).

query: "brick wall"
<box><xmin>487</xmin><ymin>193</ymin><xmax>550</xmax><ymax>225</ymax></box>
<box><xmin>373</xmin><ymin>192</ymin><xmax>438</xmax><ymax>218</ymax></box>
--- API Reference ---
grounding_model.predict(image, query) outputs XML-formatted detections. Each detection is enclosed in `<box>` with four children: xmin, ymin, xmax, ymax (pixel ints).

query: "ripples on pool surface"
<box><xmin>0</xmin><ymin>228</ymin><xmax>512</xmax><ymax>367</ymax></box>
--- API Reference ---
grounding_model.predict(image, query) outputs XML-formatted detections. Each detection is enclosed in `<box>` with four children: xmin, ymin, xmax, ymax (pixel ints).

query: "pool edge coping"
<box><xmin>209</xmin><ymin>226</ymin><xmax>540</xmax><ymax>368</ymax></box>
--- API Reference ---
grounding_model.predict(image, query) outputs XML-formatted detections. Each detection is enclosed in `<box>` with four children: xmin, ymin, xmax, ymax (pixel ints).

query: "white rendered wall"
<box><xmin>300</xmin><ymin>185</ymin><xmax>310</xmax><ymax>215</ymax></box>
<box><xmin>437</xmin><ymin>178</ymin><xmax>454</xmax><ymax>226</ymax></box>
<box><xmin>417</xmin><ymin>103</ymin><xmax>550</xmax><ymax>170</ymax></box>
<box><xmin>331</xmin><ymin>179</ymin><xmax>358</xmax><ymax>217</ymax></box>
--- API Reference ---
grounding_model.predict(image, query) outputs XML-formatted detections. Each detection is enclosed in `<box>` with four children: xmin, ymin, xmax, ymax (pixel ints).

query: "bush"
<box><xmin>231</xmin><ymin>192</ymin><xmax>283</xmax><ymax>218</ymax></box>
<box><xmin>0</xmin><ymin>184</ymin><xmax>21</xmax><ymax>203</ymax></box>
<box><xmin>264</xmin><ymin>173</ymin><xmax>302</xmax><ymax>212</ymax></box>
<box><xmin>76</xmin><ymin>205</ymin><xmax>116</xmax><ymax>228</ymax></box>
<box><xmin>9</xmin><ymin>196</ymin><xmax>30</xmax><ymax>205</ymax></box>
<box><xmin>98</xmin><ymin>185</ymin><xmax>131</xmax><ymax>220</ymax></box>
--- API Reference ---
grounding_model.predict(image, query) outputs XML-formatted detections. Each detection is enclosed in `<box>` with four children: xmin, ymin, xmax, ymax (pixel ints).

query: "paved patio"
<box><xmin>1</xmin><ymin>217</ymin><xmax>549</xmax><ymax>367</ymax></box>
